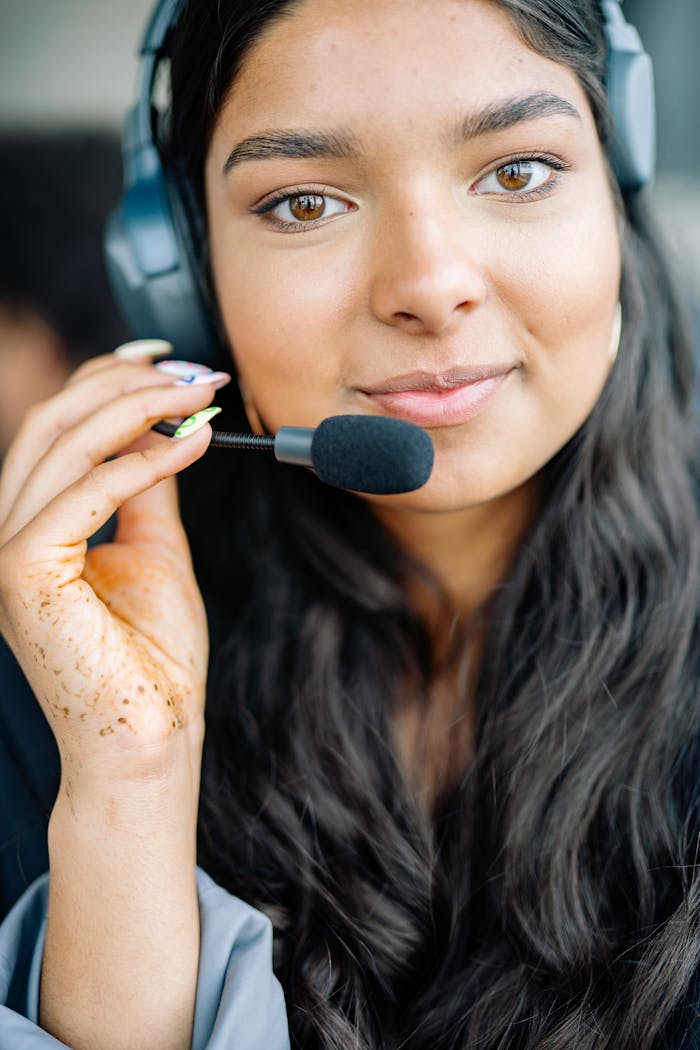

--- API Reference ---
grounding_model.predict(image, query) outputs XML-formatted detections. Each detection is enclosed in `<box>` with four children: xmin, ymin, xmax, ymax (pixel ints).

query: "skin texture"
<box><xmin>0</xmin><ymin>352</ymin><xmax>225</xmax><ymax>1050</ymax></box>
<box><xmin>206</xmin><ymin>0</ymin><xmax>621</xmax><ymax>608</ymax></box>
<box><xmin>0</xmin><ymin>1</ymin><xmax>622</xmax><ymax>1047</ymax></box>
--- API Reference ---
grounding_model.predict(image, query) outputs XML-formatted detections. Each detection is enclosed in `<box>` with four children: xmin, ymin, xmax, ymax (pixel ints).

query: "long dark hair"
<box><xmin>170</xmin><ymin>2</ymin><xmax>700</xmax><ymax>1046</ymax></box>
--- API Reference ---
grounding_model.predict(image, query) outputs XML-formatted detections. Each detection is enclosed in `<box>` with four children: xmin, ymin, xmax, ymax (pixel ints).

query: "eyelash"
<box><xmin>473</xmin><ymin>152</ymin><xmax>570</xmax><ymax>201</ymax></box>
<box><xmin>251</xmin><ymin>185</ymin><xmax>352</xmax><ymax>232</ymax></box>
<box><xmin>251</xmin><ymin>153</ymin><xmax>570</xmax><ymax>232</ymax></box>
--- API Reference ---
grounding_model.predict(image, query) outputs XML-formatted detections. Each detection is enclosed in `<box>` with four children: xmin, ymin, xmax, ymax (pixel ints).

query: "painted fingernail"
<box><xmin>114</xmin><ymin>339</ymin><xmax>173</xmax><ymax>360</ymax></box>
<box><xmin>173</xmin><ymin>371</ymin><xmax>231</xmax><ymax>389</ymax></box>
<box><xmin>155</xmin><ymin>360</ymin><xmax>213</xmax><ymax>377</ymax></box>
<box><xmin>173</xmin><ymin>407</ymin><xmax>222</xmax><ymax>439</ymax></box>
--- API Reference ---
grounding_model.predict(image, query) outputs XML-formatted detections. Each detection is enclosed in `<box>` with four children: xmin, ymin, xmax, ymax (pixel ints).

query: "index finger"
<box><xmin>0</xmin><ymin>357</ymin><xmax>183</xmax><ymax>524</ymax></box>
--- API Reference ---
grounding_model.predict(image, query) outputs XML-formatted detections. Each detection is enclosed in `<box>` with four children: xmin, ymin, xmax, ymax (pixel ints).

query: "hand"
<box><xmin>0</xmin><ymin>350</ymin><xmax>227</xmax><ymax>785</ymax></box>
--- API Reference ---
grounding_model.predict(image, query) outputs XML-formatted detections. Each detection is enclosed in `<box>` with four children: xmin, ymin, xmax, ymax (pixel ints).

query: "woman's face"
<box><xmin>205</xmin><ymin>0</ymin><xmax>621</xmax><ymax>512</ymax></box>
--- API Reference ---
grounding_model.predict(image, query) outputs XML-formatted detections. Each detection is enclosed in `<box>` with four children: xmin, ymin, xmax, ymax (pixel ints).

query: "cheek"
<box><xmin>418</xmin><ymin>199</ymin><xmax>622</xmax><ymax>511</ymax></box>
<box><xmin>500</xmin><ymin>196</ymin><xmax>621</xmax><ymax>417</ymax></box>
<box><xmin>210</xmin><ymin>230</ymin><xmax>357</xmax><ymax>428</ymax></box>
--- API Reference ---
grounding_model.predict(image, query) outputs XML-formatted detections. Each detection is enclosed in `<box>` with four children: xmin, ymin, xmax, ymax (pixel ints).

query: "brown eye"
<box><xmin>496</xmin><ymin>162</ymin><xmax>533</xmax><ymax>191</ymax></box>
<box><xmin>259</xmin><ymin>190</ymin><xmax>352</xmax><ymax>229</ymax></box>
<box><xmin>289</xmin><ymin>194</ymin><xmax>326</xmax><ymax>221</ymax></box>
<box><xmin>472</xmin><ymin>158</ymin><xmax>558</xmax><ymax>198</ymax></box>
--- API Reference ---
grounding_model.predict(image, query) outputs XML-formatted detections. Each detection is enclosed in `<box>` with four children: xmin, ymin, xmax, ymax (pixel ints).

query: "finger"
<box><xmin>0</xmin><ymin>422</ymin><xmax>213</xmax><ymax>589</ymax></box>
<box><xmin>0</xmin><ymin>359</ymin><xmax>228</xmax><ymax>525</ymax></box>
<box><xmin>0</xmin><ymin>361</ymin><xmax>166</xmax><ymax>521</ymax></box>
<box><xmin>114</xmin><ymin>474</ymin><xmax>188</xmax><ymax>555</ymax></box>
<box><xmin>110</xmin><ymin>431</ymin><xmax>190</xmax><ymax>558</ymax></box>
<box><xmin>81</xmin><ymin>473</ymin><xmax>194</xmax><ymax>618</ymax></box>
<box><xmin>1</xmin><ymin>384</ymin><xmax>225</xmax><ymax>543</ymax></box>
<box><xmin>63</xmin><ymin>351</ymin><xmax>132</xmax><ymax>386</ymax></box>
<box><xmin>63</xmin><ymin>340</ymin><xmax>173</xmax><ymax>387</ymax></box>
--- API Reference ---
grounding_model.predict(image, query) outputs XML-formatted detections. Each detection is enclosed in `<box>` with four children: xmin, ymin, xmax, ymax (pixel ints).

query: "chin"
<box><xmin>360</xmin><ymin>472</ymin><xmax>507</xmax><ymax>515</ymax></box>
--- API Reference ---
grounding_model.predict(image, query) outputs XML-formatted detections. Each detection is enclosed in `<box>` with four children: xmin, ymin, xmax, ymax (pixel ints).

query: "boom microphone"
<box><xmin>154</xmin><ymin>414</ymin><xmax>434</xmax><ymax>494</ymax></box>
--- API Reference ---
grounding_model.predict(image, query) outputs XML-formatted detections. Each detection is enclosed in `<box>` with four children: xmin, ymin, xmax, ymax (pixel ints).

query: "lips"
<box><xmin>359</xmin><ymin>364</ymin><xmax>516</xmax><ymax>428</ymax></box>
<box><xmin>361</xmin><ymin>364</ymin><xmax>514</xmax><ymax>394</ymax></box>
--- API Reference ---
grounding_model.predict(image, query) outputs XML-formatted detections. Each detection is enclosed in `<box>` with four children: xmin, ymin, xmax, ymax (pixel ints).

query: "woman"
<box><xmin>0</xmin><ymin>0</ymin><xmax>699</xmax><ymax>1047</ymax></box>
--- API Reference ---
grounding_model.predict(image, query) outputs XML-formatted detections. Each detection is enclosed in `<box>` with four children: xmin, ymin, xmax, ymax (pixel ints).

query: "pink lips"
<box><xmin>360</xmin><ymin>364</ymin><xmax>515</xmax><ymax>428</ymax></box>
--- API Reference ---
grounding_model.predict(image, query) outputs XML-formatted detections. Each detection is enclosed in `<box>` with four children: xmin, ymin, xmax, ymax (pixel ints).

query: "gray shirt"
<box><xmin>0</xmin><ymin>868</ymin><xmax>291</xmax><ymax>1049</ymax></box>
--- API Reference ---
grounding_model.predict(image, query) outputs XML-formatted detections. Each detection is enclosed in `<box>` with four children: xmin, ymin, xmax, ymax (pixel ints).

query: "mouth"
<box><xmin>359</xmin><ymin>364</ymin><xmax>516</xmax><ymax>428</ymax></box>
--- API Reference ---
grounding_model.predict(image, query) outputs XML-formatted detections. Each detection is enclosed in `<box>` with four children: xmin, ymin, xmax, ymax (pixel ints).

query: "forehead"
<box><xmin>214</xmin><ymin>0</ymin><xmax>590</xmax><ymax>143</ymax></box>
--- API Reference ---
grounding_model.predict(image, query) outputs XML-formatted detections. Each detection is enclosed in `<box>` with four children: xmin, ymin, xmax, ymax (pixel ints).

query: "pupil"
<box><xmin>290</xmin><ymin>194</ymin><xmax>325</xmax><ymax>220</ymax></box>
<box><xmin>497</xmin><ymin>163</ymin><xmax>531</xmax><ymax>191</ymax></box>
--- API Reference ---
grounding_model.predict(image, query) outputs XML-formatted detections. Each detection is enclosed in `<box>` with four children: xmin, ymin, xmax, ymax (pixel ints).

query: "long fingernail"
<box><xmin>155</xmin><ymin>360</ymin><xmax>213</xmax><ymax>377</ymax></box>
<box><xmin>114</xmin><ymin>339</ymin><xmax>173</xmax><ymax>360</ymax></box>
<box><xmin>173</xmin><ymin>371</ymin><xmax>231</xmax><ymax>390</ymax></box>
<box><xmin>173</xmin><ymin>407</ymin><xmax>222</xmax><ymax>439</ymax></box>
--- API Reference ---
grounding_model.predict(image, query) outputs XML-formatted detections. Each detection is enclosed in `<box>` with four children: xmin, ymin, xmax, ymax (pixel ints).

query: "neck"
<box><xmin>373</xmin><ymin>477</ymin><xmax>541</xmax><ymax>810</ymax></box>
<box><xmin>373</xmin><ymin>477</ymin><xmax>541</xmax><ymax>624</ymax></box>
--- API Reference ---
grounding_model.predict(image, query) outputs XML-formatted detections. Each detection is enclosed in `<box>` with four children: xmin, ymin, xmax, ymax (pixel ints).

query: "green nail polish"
<box><xmin>173</xmin><ymin>407</ymin><xmax>222</xmax><ymax>438</ymax></box>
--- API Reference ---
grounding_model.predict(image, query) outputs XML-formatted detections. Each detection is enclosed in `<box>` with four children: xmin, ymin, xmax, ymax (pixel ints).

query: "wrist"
<box><xmin>50</xmin><ymin>721</ymin><xmax>202</xmax><ymax>855</ymax></box>
<box><xmin>43</xmin><ymin>760</ymin><xmax>200</xmax><ymax>1050</ymax></box>
<box><xmin>55</xmin><ymin>711</ymin><xmax>204</xmax><ymax>803</ymax></box>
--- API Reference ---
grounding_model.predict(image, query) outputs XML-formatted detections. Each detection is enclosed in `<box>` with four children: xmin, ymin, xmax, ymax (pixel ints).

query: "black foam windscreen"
<box><xmin>310</xmin><ymin>415</ymin><xmax>434</xmax><ymax>494</ymax></box>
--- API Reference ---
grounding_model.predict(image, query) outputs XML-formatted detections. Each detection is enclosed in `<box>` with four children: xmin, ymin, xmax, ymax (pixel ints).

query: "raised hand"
<box><xmin>0</xmin><ymin>348</ymin><xmax>227</xmax><ymax>778</ymax></box>
<box><xmin>0</xmin><ymin>344</ymin><xmax>231</xmax><ymax>1050</ymax></box>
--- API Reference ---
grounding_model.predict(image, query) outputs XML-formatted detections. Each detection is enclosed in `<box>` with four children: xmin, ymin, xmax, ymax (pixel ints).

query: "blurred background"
<box><xmin>0</xmin><ymin>0</ymin><xmax>698</xmax><ymax>310</ymax></box>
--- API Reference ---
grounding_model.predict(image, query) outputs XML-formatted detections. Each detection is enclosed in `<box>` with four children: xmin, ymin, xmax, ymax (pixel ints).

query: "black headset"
<box><xmin>104</xmin><ymin>0</ymin><xmax>656</xmax><ymax>366</ymax></box>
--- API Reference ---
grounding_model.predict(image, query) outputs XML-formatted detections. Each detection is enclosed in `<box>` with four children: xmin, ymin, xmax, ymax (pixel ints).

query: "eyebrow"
<box><xmin>454</xmin><ymin>92</ymin><xmax>581</xmax><ymax>142</ymax></box>
<box><xmin>223</xmin><ymin>129</ymin><xmax>357</xmax><ymax>174</ymax></box>
<box><xmin>221</xmin><ymin>92</ymin><xmax>581</xmax><ymax>175</ymax></box>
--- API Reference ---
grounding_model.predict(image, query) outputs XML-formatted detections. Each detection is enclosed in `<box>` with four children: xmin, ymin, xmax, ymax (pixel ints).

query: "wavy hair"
<box><xmin>169</xmin><ymin>1</ymin><xmax>700</xmax><ymax>1046</ymax></box>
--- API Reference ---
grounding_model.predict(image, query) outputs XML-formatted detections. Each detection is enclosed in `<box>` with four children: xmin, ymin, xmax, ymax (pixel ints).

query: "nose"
<box><xmin>369</xmin><ymin>195</ymin><xmax>488</xmax><ymax>335</ymax></box>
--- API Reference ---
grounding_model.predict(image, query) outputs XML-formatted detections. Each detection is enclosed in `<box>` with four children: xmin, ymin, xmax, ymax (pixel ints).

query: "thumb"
<box><xmin>112</xmin><ymin>432</ymin><xmax>192</xmax><ymax>556</ymax></box>
<box><xmin>115</xmin><ymin>474</ymin><xmax>189</xmax><ymax>551</ymax></box>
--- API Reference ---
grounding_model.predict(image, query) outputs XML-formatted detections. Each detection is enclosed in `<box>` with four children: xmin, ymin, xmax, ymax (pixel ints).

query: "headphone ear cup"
<box><xmin>603</xmin><ymin>1</ymin><xmax>656</xmax><ymax>191</ymax></box>
<box><xmin>607</xmin><ymin>47</ymin><xmax>656</xmax><ymax>191</ymax></box>
<box><xmin>104</xmin><ymin>142</ymin><xmax>225</xmax><ymax>367</ymax></box>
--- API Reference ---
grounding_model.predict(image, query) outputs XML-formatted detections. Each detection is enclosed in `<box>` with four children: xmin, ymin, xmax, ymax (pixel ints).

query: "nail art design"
<box><xmin>155</xmin><ymin>360</ymin><xmax>213</xmax><ymax>377</ymax></box>
<box><xmin>173</xmin><ymin>371</ymin><xmax>231</xmax><ymax>389</ymax></box>
<box><xmin>173</xmin><ymin>407</ymin><xmax>222</xmax><ymax>439</ymax></box>
<box><xmin>114</xmin><ymin>339</ymin><xmax>172</xmax><ymax>360</ymax></box>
